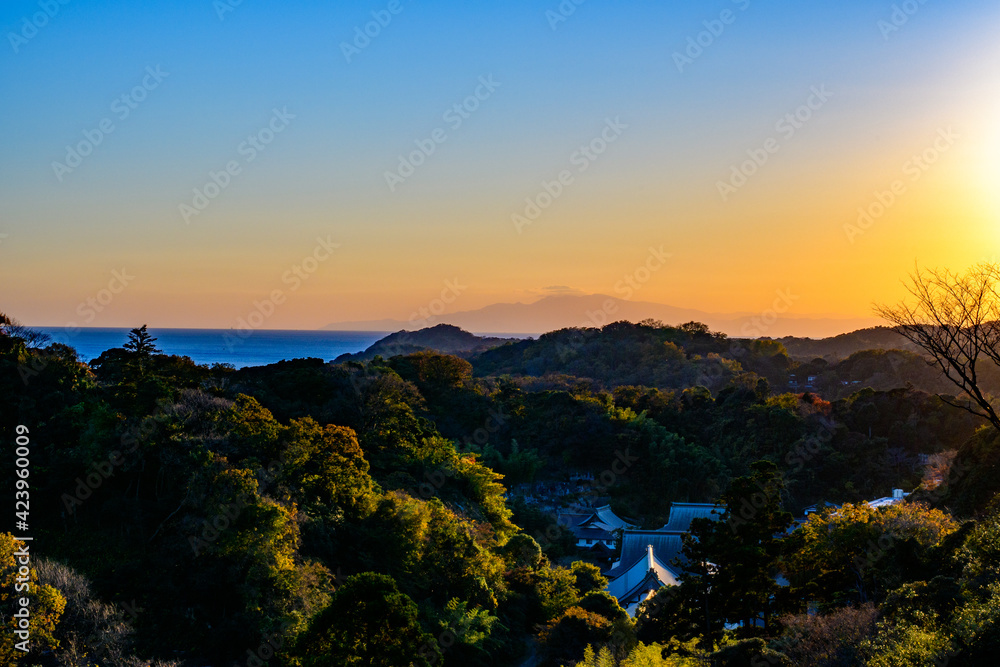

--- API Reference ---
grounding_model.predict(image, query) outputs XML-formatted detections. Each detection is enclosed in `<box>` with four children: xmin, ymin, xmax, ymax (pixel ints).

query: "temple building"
<box><xmin>603</xmin><ymin>502</ymin><xmax>721</xmax><ymax>616</ymax></box>
<box><xmin>559</xmin><ymin>504</ymin><xmax>635</xmax><ymax>564</ymax></box>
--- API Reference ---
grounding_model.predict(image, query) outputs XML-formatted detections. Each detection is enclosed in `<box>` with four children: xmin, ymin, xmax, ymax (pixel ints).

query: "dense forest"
<box><xmin>3</xmin><ymin>314</ymin><xmax>1000</xmax><ymax>666</ymax></box>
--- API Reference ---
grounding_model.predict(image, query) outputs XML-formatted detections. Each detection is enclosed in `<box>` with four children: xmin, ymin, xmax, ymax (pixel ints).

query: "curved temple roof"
<box><xmin>604</xmin><ymin>502</ymin><xmax>722</xmax><ymax>616</ymax></box>
<box><xmin>658</xmin><ymin>502</ymin><xmax>722</xmax><ymax>532</ymax></box>
<box><xmin>606</xmin><ymin>544</ymin><xmax>680</xmax><ymax>608</ymax></box>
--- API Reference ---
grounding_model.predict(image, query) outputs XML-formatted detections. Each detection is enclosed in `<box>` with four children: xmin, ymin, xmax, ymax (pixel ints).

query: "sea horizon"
<box><xmin>35</xmin><ymin>327</ymin><xmax>389</xmax><ymax>369</ymax></box>
<box><xmin>33</xmin><ymin>326</ymin><xmax>537</xmax><ymax>369</ymax></box>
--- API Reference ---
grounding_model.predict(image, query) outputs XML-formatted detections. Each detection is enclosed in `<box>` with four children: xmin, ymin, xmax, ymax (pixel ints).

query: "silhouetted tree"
<box><xmin>875</xmin><ymin>262</ymin><xmax>1000</xmax><ymax>432</ymax></box>
<box><xmin>124</xmin><ymin>324</ymin><xmax>159</xmax><ymax>358</ymax></box>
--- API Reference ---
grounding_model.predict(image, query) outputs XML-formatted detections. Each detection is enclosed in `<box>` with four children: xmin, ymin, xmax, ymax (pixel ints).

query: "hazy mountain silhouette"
<box><xmin>324</xmin><ymin>294</ymin><xmax>881</xmax><ymax>338</ymax></box>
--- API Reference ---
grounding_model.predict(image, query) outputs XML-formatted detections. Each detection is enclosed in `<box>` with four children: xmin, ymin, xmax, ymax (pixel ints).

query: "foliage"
<box><xmin>287</xmin><ymin>572</ymin><xmax>439</xmax><ymax>667</ymax></box>
<box><xmin>679</xmin><ymin>461</ymin><xmax>794</xmax><ymax>635</ymax></box>
<box><xmin>782</xmin><ymin>502</ymin><xmax>959</xmax><ymax>606</ymax></box>
<box><xmin>772</xmin><ymin>603</ymin><xmax>879</xmax><ymax>667</ymax></box>
<box><xmin>2</xmin><ymin>314</ymin><xmax>999</xmax><ymax>665</ymax></box>
<box><xmin>577</xmin><ymin>640</ymin><xmax>710</xmax><ymax>667</ymax></box>
<box><xmin>0</xmin><ymin>534</ymin><xmax>66</xmax><ymax>666</ymax></box>
<box><xmin>539</xmin><ymin>606</ymin><xmax>614</xmax><ymax>666</ymax></box>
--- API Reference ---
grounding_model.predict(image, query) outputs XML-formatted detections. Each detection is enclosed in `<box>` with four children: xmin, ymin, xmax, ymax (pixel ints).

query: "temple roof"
<box><xmin>606</xmin><ymin>544</ymin><xmax>680</xmax><ymax>605</ymax></box>
<box><xmin>604</xmin><ymin>503</ymin><xmax>721</xmax><ymax>577</ymax></box>
<box><xmin>658</xmin><ymin>502</ymin><xmax>722</xmax><ymax>532</ymax></box>
<box><xmin>579</xmin><ymin>505</ymin><xmax>634</xmax><ymax>531</ymax></box>
<box><xmin>606</xmin><ymin>531</ymin><xmax>686</xmax><ymax>579</ymax></box>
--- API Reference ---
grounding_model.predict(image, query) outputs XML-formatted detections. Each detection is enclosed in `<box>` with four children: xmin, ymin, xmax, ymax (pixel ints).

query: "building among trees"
<box><xmin>603</xmin><ymin>502</ymin><xmax>720</xmax><ymax>615</ymax></box>
<box><xmin>559</xmin><ymin>504</ymin><xmax>635</xmax><ymax>563</ymax></box>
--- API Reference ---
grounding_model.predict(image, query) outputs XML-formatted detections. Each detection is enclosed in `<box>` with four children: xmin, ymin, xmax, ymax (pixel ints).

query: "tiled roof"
<box><xmin>606</xmin><ymin>531</ymin><xmax>686</xmax><ymax>579</ymax></box>
<box><xmin>580</xmin><ymin>505</ymin><xmax>633</xmax><ymax>531</ymax></box>
<box><xmin>659</xmin><ymin>503</ymin><xmax>722</xmax><ymax>532</ymax></box>
<box><xmin>606</xmin><ymin>543</ymin><xmax>681</xmax><ymax>605</ymax></box>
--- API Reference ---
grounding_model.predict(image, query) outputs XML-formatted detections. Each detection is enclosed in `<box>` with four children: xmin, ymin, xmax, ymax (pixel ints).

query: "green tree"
<box><xmin>123</xmin><ymin>324</ymin><xmax>160</xmax><ymax>379</ymax></box>
<box><xmin>0</xmin><ymin>534</ymin><xmax>66</xmax><ymax>666</ymax></box>
<box><xmin>680</xmin><ymin>461</ymin><xmax>793</xmax><ymax>636</ymax></box>
<box><xmin>278</xmin><ymin>418</ymin><xmax>379</xmax><ymax>520</ymax></box>
<box><xmin>539</xmin><ymin>606</ymin><xmax>613</xmax><ymax>667</ymax></box>
<box><xmin>287</xmin><ymin>572</ymin><xmax>438</xmax><ymax>667</ymax></box>
<box><xmin>123</xmin><ymin>324</ymin><xmax>160</xmax><ymax>357</ymax></box>
<box><xmin>782</xmin><ymin>502</ymin><xmax>958</xmax><ymax>606</ymax></box>
<box><xmin>635</xmin><ymin>579</ymin><xmax>719</xmax><ymax>651</ymax></box>
<box><xmin>571</xmin><ymin>561</ymin><xmax>609</xmax><ymax>596</ymax></box>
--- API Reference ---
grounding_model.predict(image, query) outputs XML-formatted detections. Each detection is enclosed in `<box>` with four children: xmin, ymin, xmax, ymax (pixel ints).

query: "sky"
<box><xmin>1</xmin><ymin>0</ymin><xmax>999</xmax><ymax>331</ymax></box>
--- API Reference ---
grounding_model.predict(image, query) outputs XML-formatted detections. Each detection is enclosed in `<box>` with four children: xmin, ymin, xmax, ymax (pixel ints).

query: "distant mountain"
<box><xmin>333</xmin><ymin>324</ymin><xmax>520</xmax><ymax>362</ymax></box>
<box><xmin>324</xmin><ymin>294</ymin><xmax>881</xmax><ymax>339</ymax></box>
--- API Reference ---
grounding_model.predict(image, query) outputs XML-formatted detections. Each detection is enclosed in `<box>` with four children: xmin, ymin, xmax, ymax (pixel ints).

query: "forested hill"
<box><xmin>3</xmin><ymin>317</ymin><xmax>1000</xmax><ymax>666</ymax></box>
<box><xmin>465</xmin><ymin>320</ymin><xmax>997</xmax><ymax>400</ymax></box>
<box><xmin>334</xmin><ymin>319</ymin><xmax>998</xmax><ymax>402</ymax></box>
<box><xmin>776</xmin><ymin>326</ymin><xmax>920</xmax><ymax>360</ymax></box>
<box><xmin>334</xmin><ymin>323</ymin><xmax>519</xmax><ymax>362</ymax></box>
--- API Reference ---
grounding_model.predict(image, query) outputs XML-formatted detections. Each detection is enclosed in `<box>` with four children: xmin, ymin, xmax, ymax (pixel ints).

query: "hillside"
<box><xmin>776</xmin><ymin>326</ymin><xmax>920</xmax><ymax>360</ymax></box>
<box><xmin>334</xmin><ymin>323</ymin><xmax>520</xmax><ymax>362</ymax></box>
<box><xmin>4</xmin><ymin>317</ymin><xmax>999</xmax><ymax>667</ymax></box>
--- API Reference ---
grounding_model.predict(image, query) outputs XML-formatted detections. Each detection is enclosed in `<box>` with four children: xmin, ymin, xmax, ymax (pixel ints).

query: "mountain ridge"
<box><xmin>324</xmin><ymin>293</ymin><xmax>882</xmax><ymax>339</ymax></box>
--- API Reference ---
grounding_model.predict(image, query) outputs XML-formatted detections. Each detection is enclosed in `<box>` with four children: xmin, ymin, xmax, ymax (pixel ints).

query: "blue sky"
<box><xmin>2</xmin><ymin>0</ymin><xmax>998</xmax><ymax>329</ymax></box>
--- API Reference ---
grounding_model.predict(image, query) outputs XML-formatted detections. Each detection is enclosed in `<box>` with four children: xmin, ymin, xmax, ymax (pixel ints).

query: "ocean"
<box><xmin>35</xmin><ymin>327</ymin><xmax>388</xmax><ymax>369</ymax></box>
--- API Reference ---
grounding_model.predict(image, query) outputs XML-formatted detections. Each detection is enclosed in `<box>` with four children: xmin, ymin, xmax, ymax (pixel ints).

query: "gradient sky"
<box><xmin>2</xmin><ymin>0</ymin><xmax>999</xmax><ymax>330</ymax></box>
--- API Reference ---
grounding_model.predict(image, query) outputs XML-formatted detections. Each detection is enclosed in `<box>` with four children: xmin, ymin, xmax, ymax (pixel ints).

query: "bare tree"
<box><xmin>0</xmin><ymin>311</ymin><xmax>51</xmax><ymax>348</ymax></box>
<box><xmin>874</xmin><ymin>262</ymin><xmax>1000</xmax><ymax>432</ymax></box>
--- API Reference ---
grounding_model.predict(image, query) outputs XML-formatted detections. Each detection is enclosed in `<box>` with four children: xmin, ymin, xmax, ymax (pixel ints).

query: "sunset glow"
<box><xmin>1</xmin><ymin>0</ymin><xmax>998</xmax><ymax>331</ymax></box>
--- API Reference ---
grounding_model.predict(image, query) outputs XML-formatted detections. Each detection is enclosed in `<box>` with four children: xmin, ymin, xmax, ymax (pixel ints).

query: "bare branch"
<box><xmin>874</xmin><ymin>262</ymin><xmax>1000</xmax><ymax>433</ymax></box>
